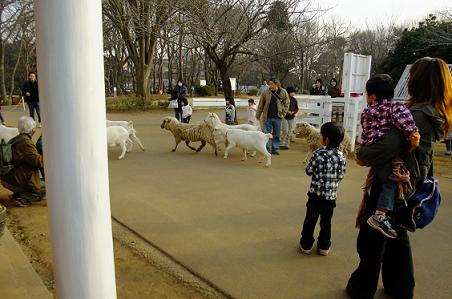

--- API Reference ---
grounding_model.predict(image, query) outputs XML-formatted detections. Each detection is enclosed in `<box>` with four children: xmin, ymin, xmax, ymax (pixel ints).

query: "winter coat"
<box><xmin>1</xmin><ymin>134</ymin><xmax>44</xmax><ymax>195</ymax></box>
<box><xmin>21</xmin><ymin>80</ymin><xmax>40</xmax><ymax>102</ymax></box>
<box><xmin>328</xmin><ymin>86</ymin><xmax>340</xmax><ymax>98</ymax></box>
<box><xmin>171</xmin><ymin>85</ymin><xmax>187</xmax><ymax>109</ymax></box>
<box><xmin>256</xmin><ymin>88</ymin><xmax>290</xmax><ymax>123</ymax></box>
<box><xmin>357</xmin><ymin>103</ymin><xmax>444</xmax><ymax>190</ymax></box>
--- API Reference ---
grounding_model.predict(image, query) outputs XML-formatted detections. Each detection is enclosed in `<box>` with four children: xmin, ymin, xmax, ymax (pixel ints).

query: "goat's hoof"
<box><xmin>171</xmin><ymin>149</ymin><xmax>176</xmax><ymax>152</ymax></box>
<box><xmin>118</xmin><ymin>157</ymin><xmax>124</xmax><ymax>160</ymax></box>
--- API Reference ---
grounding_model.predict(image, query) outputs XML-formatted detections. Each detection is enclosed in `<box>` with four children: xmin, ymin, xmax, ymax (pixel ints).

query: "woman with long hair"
<box><xmin>346</xmin><ymin>57</ymin><xmax>452</xmax><ymax>299</ymax></box>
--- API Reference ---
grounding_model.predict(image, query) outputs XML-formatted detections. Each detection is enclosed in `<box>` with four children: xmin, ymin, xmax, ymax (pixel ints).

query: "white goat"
<box><xmin>204</xmin><ymin>112</ymin><xmax>259</xmax><ymax>154</ymax></box>
<box><xmin>215</xmin><ymin>125</ymin><xmax>272</xmax><ymax>167</ymax></box>
<box><xmin>106</xmin><ymin>119</ymin><xmax>145</xmax><ymax>151</ymax></box>
<box><xmin>0</xmin><ymin>125</ymin><xmax>19</xmax><ymax>143</ymax></box>
<box><xmin>293</xmin><ymin>121</ymin><xmax>351</xmax><ymax>163</ymax></box>
<box><xmin>160</xmin><ymin>116</ymin><xmax>218</xmax><ymax>155</ymax></box>
<box><xmin>107</xmin><ymin>126</ymin><xmax>133</xmax><ymax>160</ymax></box>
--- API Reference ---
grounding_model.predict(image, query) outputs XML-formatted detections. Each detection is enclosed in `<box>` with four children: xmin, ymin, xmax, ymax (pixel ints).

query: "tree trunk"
<box><xmin>10</xmin><ymin>40</ymin><xmax>23</xmax><ymax>101</ymax></box>
<box><xmin>0</xmin><ymin>41</ymin><xmax>9</xmax><ymax>105</ymax></box>
<box><xmin>218</xmin><ymin>66</ymin><xmax>232</xmax><ymax>99</ymax></box>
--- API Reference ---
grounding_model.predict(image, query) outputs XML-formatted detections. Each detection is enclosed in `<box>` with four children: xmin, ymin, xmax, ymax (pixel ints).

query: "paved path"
<box><xmin>108</xmin><ymin>110</ymin><xmax>452</xmax><ymax>299</ymax></box>
<box><xmin>0</xmin><ymin>229</ymin><xmax>51</xmax><ymax>299</ymax></box>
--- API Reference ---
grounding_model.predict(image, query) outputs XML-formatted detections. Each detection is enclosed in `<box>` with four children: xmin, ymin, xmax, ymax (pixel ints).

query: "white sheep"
<box><xmin>204</xmin><ymin>112</ymin><xmax>259</xmax><ymax>154</ymax></box>
<box><xmin>107</xmin><ymin>126</ymin><xmax>133</xmax><ymax>160</ymax></box>
<box><xmin>0</xmin><ymin>125</ymin><xmax>19</xmax><ymax>143</ymax></box>
<box><xmin>160</xmin><ymin>116</ymin><xmax>217</xmax><ymax>155</ymax></box>
<box><xmin>106</xmin><ymin>119</ymin><xmax>145</xmax><ymax>151</ymax></box>
<box><xmin>215</xmin><ymin>125</ymin><xmax>272</xmax><ymax>167</ymax></box>
<box><xmin>293</xmin><ymin>121</ymin><xmax>351</xmax><ymax>163</ymax></box>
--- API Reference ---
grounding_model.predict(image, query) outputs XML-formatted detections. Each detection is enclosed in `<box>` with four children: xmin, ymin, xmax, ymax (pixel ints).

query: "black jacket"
<box><xmin>171</xmin><ymin>85</ymin><xmax>187</xmax><ymax>109</ymax></box>
<box><xmin>21</xmin><ymin>81</ymin><xmax>39</xmax><ymax>103</ymax></box>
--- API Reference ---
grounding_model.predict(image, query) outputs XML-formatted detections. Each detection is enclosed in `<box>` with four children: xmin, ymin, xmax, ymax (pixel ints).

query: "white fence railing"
<box><xmin>192</xmin><ymin>97</ymin><xmax>258</xmax><ymax>108</ymax></box>
<box><xmin>294</xmin><ymin>95</ymin><xmax>365</xmax><ymax>152</ymax></box>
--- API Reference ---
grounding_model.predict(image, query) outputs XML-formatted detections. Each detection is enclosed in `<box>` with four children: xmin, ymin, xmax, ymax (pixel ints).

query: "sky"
<box><xmin>318</xmin><ymin>0</ymin><xmax>451</xmax><ymax>29</ymax></box>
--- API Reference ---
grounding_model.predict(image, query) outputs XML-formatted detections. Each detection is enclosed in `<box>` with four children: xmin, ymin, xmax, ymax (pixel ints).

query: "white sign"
<box><xmin>200</xmin><ymin>80</ymin><xmax>207</xmax><ymax>86</ymax></box>
<box><xmin>230</xmin><ymin>78</ymin><xmax>237</xmax><ymax>91</ymax></box>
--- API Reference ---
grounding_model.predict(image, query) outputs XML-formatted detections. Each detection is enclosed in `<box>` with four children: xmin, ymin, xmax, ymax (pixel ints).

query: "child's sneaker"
<box><xmin>299</xmin><ymin>243</ymin><xmax>312</xmax><ymax>254</ymax></box>
<box><xmin>367</xmin><ymin>214</ymin><xmax>398</xmax><ymax>238</ymax></box>
<box><xmin>318</xmin><ymin>248</ymin><xmax>329</xmax><ymax>256</ymax></box>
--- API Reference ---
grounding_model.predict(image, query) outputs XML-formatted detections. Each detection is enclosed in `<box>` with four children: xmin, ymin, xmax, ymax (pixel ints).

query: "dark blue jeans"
<box><xmin>375</xmin><ymin>162</ymin><xmax>396</xmax><ymax>211</ymax></box>
<box><xmin>27</xmin><ymin>102</ymin><xmax>41</xmax><ymax>123</ymax></box>
<box><xmin>300</xmin><ymin>193</ymin><xmax>336</xmax><ymax>251</ymax></box>
<box><xmin>263</xmin><ymin>117</ymin><xmax>281</xmax><ymax>152</ymax></box>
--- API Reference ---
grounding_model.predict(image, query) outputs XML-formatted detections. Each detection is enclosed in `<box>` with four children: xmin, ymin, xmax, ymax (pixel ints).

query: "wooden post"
<box><xmin>34</xmin><ymin>0</ymin><xmax>117</xmax><ymax>298</ymax></box>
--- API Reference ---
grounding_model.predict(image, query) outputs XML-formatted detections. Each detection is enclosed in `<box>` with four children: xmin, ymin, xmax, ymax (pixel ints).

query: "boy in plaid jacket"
<box><xmin>299</xmin><ymin>122</ymin><xmax>347</xmax><ymax>256</ymax></box>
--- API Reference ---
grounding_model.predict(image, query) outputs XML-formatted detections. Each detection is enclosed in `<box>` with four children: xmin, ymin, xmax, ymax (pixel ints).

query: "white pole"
<box><xmin>35</xmin><ymin>1</ymin><xmax>117</xmax><ymax>298</ymax></box>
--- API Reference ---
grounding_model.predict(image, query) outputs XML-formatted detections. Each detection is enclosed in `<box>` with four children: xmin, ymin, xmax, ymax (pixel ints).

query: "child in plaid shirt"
<box><xmin>359</xmin><ymin>74</ymin><xmax>420</xmax><ymax>238</ymax></box>
<box><xmin>300</xmin><ymin>122</ymin><xmax>346</xmax><ymax>256</ymax></box>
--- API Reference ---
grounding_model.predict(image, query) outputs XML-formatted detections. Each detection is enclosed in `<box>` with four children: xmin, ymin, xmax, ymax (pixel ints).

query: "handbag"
<box><xmin>394</xmin><ymin>176</ymin><xmax>441</xmax><ymax>231</ymax></box>
<box><xmin>168</xmin><ymin>99</ymin><xmax>178</xmax><ymax>109</ymax></box>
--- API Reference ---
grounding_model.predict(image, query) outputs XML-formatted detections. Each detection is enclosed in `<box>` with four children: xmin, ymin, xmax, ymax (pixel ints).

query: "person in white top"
<box><xmin>256</xmin><ymin>80</ymin><xmax>268</xmax><ymax>96</ymax></box>
<box><xmin>247</xmin><ymin>99</ymin><xmax>258</xmax><ymax>126</ymax></box>
<box><xmin>181</xmin><ymin>99</ymin><xmax>192</xmax><ymax>123</ymax></box>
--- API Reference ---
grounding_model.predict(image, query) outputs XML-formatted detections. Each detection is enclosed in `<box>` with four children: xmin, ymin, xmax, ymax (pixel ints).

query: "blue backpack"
<box><xmin>395</xmin><ymin>176</ymin><xmax>441</xmax><ymax>232</ymax></box>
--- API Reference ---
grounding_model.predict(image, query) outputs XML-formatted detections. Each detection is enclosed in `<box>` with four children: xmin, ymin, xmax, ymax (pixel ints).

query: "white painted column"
<box><xmin>34</xmin><ymin>1</ymin><xmax>117</xmax><ymax>298</ymax></box>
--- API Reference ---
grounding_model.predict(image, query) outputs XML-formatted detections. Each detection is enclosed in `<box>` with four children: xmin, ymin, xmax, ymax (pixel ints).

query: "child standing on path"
<box><xmin>225</xmin><ymin>98</ymin><xmax>236</xmax><ymax>125</ymax></box>
<box><xmin>247</xmin><ymin>99</ymin><xmax>258</xmax><ymax>126</ymax></box>
<box><xmin>299</xmin><ymin>122</ymin><xmax>346</xmax><ymax>256</ymax></box>
<box><xmin>358</xmin><ymin>74</ymin><xmax>420</xmax><ymax>239</ymax></box>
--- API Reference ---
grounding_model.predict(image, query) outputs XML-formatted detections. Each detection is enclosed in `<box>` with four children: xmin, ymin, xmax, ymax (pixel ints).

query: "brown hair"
<box><xmin>407</xmin><ymin>57</ymin><xmax>452</xmax><ymax>135</ymax></box>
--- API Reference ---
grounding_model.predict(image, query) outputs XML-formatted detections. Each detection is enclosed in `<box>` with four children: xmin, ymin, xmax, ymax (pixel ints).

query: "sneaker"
<box><xmin>367</xmin><ymin>214</ymin><xmax>398</xmax><ymax>238</ymax></box>
<box><xmin>318</xmin><ymin>249</ymin><xmax>330</xmax><ymax>256</ymax></box>
<box><xmin>299</xmin><ymin>243</ymin><xmax>312</xmax><ymax>254</ymax></box>
<box><xmin>15</xmin><ymin>197</ymin><xmax>32</xmax><ymax>207</ymax></box>
<box><xmin>279</xmin><ymin>146</ymin><xmax>289</xmax><ymax>150</ymax></box>
<box><xmin>271</xmin><ymin>151</ymin><xmax>280</xmax><ymax>155</ymax></box>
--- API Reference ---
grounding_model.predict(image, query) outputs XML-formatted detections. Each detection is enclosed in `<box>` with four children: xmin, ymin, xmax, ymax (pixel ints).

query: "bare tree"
<box><xmin>181</xmin><ymin>0</ymin><xmax>279</xmax><ymax>99</ymax></box>
<box><xmin>103</xmin><ymin>0</ymin><xmax>172</xmax><ymax>102</ymax></box>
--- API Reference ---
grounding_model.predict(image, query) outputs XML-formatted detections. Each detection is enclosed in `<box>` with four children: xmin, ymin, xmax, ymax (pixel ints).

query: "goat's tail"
<box><xmin>128</xmin><ymin>120</ymin><xmax>134</xmax><ymax>128</ymax></box>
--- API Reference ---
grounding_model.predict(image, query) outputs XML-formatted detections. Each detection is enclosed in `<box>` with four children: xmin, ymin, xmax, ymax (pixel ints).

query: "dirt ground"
<box><xmin>1</xmin><ymin>107</ymin><xmax>452</xmax><ymax>298</ymax></box>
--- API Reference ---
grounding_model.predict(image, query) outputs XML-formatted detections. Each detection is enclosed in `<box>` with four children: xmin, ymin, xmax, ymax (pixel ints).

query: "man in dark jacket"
<box><xmin>21</xmin><ymin>71</ymin><xmax>42</xmax><ymax>127</ymax></box>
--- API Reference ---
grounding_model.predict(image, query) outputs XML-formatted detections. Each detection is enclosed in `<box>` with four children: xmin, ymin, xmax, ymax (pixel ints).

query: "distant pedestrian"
<box><xmin>171</xmin><ymin>80</ymin><xmax>187</xmax><ymax>121</ymax></box>
<box><xmin>247</xmin><ymin>99</ymin><xmax>258</xmax><ymax>126</ymax></box>
<box><xmin>299</xmin><ymin>122</ymin><xmax>346</xmax><ymax>256</ymax></box>
<box><xmin>310</xmin><ymin>78</ymin><xmax>326</xmax><ymax>95</ymax></box>
<box><xmin>225</xmin><ymin>98</ymin><xmax>236</xmax><ymax>125</ymax></box>
<box><xmin>327</xmin><ymin>78</ymin><xmax>340</xmax><ymax>98</ymax></box>
<box><xmin>257</xmin><ymin>80</ymin><xmax>269</xmax><ymax>96</ymax></box>
<box><xmin>21</xmin><ymin>71</ymin><xmax>42</xmax><ymax>127</ymax></box>
<box><xmin>280</xmin><ymin>86</ymin><xmax>298</xmax><ymax>150</ymax></box>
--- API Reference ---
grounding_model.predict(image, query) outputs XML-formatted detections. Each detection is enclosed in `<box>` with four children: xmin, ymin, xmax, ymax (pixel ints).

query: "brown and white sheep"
<box><xmin>293</xmin><ymin>121</ymin><xmax>351</xmax><ymax>163</ymax></box>
<box><xmin>160</xmin><ymin>116</ymin><xmax>218</xmax><ymax>155</ymax></box>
